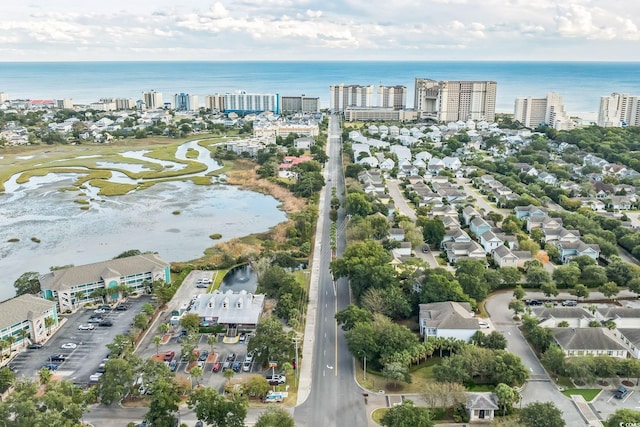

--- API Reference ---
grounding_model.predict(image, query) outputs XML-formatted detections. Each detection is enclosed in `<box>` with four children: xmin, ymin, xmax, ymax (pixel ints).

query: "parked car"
<box><xmin>61</xmin><ymin>343</ymin><xmax>77</xmax><ymax>349</ymax></box>
<box><xmin>98</xmin><ymin>305</ymin><xmax>111</xmax><ymax>310</ymax></box>
<box><xmin>41</xmin><ymin>363</ymin><xmax>58</xmax><ymax>371</ymax></box>
<box><xmin>245</xmin><ymin>352</ymin><xmax>253</xmax><ymax>363</ymax></box>
<box><xmin>478</xmin><ymin>321</ymin><xmax>490</xmax><ymax>329</ymax></box>
<box><xmin>227</xmin><ymin>352</ymin><xmax>235</xmax><ymax>361</ymax></box>
<box><xmin>212</xmin><ymin>362</ymin><xmax>222</xmax><ymax>373</ymax></box>
<box><xmin>196</xmin><ymin>278</ymin><xmax>212</xmax><ymax>285</ymax></box>
<box><xmin>50</xmin><ymin>354</ymin><xmax>66</xmax><ymax>362</ymax></box>
<box><xmin>422</xmin><ymin>245</ymin><xmax>429</xmax><ymax>253</ymax></box>
<box><xmin>263</xmin><ymin>391</ymin><xmax>284</xmax><ymax>403</ymax></box>
<box><xmin>196</xmin><ymin>283</ymin><xmax>208</xmax><ymax>288</ymax></box>
<box><xmin>28</xmin><ymin>343</ymin><xmax>43</xmax><ymax>349</ymax></box>
<box><xmin>93</xmin><ymin>308</ymin><xmax>107</xmax><ymax>314</ymax></box>
<box><xmin>562</xmin><ymin>300</ymin><xmax>578</xmax><ymax>306</ymax></box>
<box><xmin>87</xmin><ymin>317</ymin><xmax>103</xmax><ymax>323</ymax></box>
<box><xmin>238</xmin><ymin>334</ymin><xmax>246</xmax><ymax>343</ymax></box>
<box><xmin>198</xmin><ymin>350</ymin><xmax>209</xmax><ymax>362</ymax></box>
<box><xmin>242</xmin><ymin>361</ymin><xmax>251</xmax><ymax>372</ymax></box>
<box><xmin>98</xmin><ymin>320</ymin><xmax>113</xmax><ymax>327</ymax></box>
<box><xmin>232</xmin><ymin>361</ymin><xmax>241</xmax><ymax>372</ymax></box>
<box><xmin>164</xmin><ymin>351</ymin><xmax>175</xmax><ymax>362</ymax></box>
<box><xmin>525</xmin><ymin>299</ymin><xmax>542</xmax><ymax>306</ymax></box>
<box><xmin>266</xmin><ymin>374</ymin><xmax>286</xmax><ymax>385</ymax></box>
<box><xmin>168</xmin><ymin>359</ymin><xmax>178</xmax><ymax>372</ymax></box>
<box><xmin>115</xmin><ymin>304</ymin><xmax>129</xmax><ymax>311</ymax></box>
<box><xmin>222</xmin><ymin>361</ymin><xmax>231</xmax><ymax>371</ymax></box>
<box><xmin>614</xmin><ymin>386</ymin><xmax>629</xmax><ymax>399</ymax></box>
<box><xmin>78</xmin><ymin>324</ymin><xmax>95</xmax><ymax>330</ymax></box>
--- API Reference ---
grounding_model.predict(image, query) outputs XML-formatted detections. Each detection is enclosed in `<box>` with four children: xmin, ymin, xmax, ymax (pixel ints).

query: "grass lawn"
<box><xmin>355</xmin><ymin>358</ymin><xmax>439</xmax><ymax>394</ymax></box>
<box><xmin>562</xmin><ymin>388</ymin><xmax>601</xmax><ymax>401</ymax></box>
<box><xmin>371</xmin><ymin>408</ymin><xmax>386</xmax><ymax>425</ymax></box>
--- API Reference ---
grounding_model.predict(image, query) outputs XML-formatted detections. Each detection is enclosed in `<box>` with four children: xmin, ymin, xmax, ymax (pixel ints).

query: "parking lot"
<box><xmin>9</xmin><ymin>295</ymin><xmax>152</xmax><ymax>384</ymax></box>
<box><xmin>591</xmin><ymin>382</ymin><xmax>640</xmax><ymax>421</ymax></box>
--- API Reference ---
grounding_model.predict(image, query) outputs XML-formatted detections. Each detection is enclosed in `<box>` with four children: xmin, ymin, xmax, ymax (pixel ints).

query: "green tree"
<box><xmin>145</xmin><ymin>378</ymin><xmax>181</xmax><ymax>427</ymax></box>
<box><xmin>345</xmin><ymin>192</ymin><xmax>373</xmax><ymax>217</ymax></box>
<box><xmin>519</xmin><ymin>402</ymin><xmax>565</xmax><ymax>427</ymax></box>
<box><xmin>113</xmin><ymin>249</ymin><xmax>142</xmax><ymax>259</ymax></box>
<box><xmin>508</xmin><ymin>300</ymin><xmax>525</xmax><ymax>317</ymax></box>
<box><xmin>98</xmin><ymin>357</ymin><xmax>137</xmax><ymax>405</ymax></box>
<box><xmin>247</xmin><ymin>318</ymin><xmax>294</xmax><ymax>368</ymax></box>
<box><xmin>571</xmin><ymin>284</ymin><xmax>590</xmax><ymax>301</ymax></box>
<box><xmin>188</xmin><ymin>386</ymin><xmax>247</xmax><ymax>427</ymax></box>
<box><xmin>606</xmin><ymin>258</ymin><xmax>633</xmax><ymax>286</ymax></box>
<box><xmin>540</xmin><ymin>281</ymin><xmax>559</xmax><ymax>298</ymax></box>
<box><xmin>552</xmin><ymin>263</ymin><xmax>581</xmax><ymax>288</ymax></box>
<box><xmin>513</xmin><ymin>285</ymin><xmax>526</xmax><ymax>300</ymax></box>
<box><xmin>380</xmin><ymin>399</ymin><xmax>433</xmax><ymax>427</ymax></box>
<box><xmin>38</xmin><ymin>367</ymin><xmax>53</xmax><ymax>385</ymax></box>
<box><xmin>606</xmin><ymin>409</ymin><xmax>640</xmax><ymax>427</ymax></box>
<box><xmin>581</xmin><ymin>264</ymin><xmax>608</xmax><ymax>286</ymax></box>
<box><xmin>541</xmin><ymin>344</ymin><xmax>565</xmax><ymax>375</ymax></box>
<box><xmin>500</xmin><ymin>267</ymin><xmax>523</xmax><ymax>285</ymax></box>
<box><xmin>382</xmin><ymin>361</ymin><xmax>411</xmax><ymax>389</ymax></box>
<box><xmin>526</xmin><ymin>267</ymin><xmax>551</xmax><ymax>287</ymax></box>
<box><xmin>335</xmin><ymin>304</ymin><xmax>374</xmax><ymax>331</ymax></box>
<box><xmin>244</xmin><ymin>375</ymin><xmax>271</xmax><ymax>400</ymax></box>
<box><xmin>141</xmin><ymin>302</ymin><xmax>156</xmax><ymax>317</ymax></box>
<box><xmin>0</xmin><ymin>366</ymin><xmax>15</xmax><ymax>393</ymax></box>
<box><xmin>207</xmin><ymin>334</ymin><xmax>217</xmax><ymax>353</ymax></box>
<box><xmin>13</xmin><ymin>271</ymin><xmax>41</xmax><ymax>296</ymax></box>
<box><xmin>600</xmin><ymin>281</ymin><xmax>619</xmax><ymax>299</ymax></box>
<box><xmin>190</xmin><ymin>365</ymin><xmax>203</xmax><ymax>387</ymax></box>
<box><xmin>471</xmin><ymin>331</ymin><xmax>507</xmax><ymax>350</ymax></box>
<box><xmin>134</xmin><ymin>313</ymin><xmax>149</xmax><ymax>330</ymax></box>
<box><xmin>422</xmin><ymin>218</ymin><xmax>446</xmax><ymax>248</ymax></box>
<box><xmin>180</xmin><ymin>313</ymin><xmax>201</xmax><ymax>334</ymax></box>
<box><xmin>254</xmin><ymin>406</ymin><xmax>295</xmax><ymax>427</ymax></box>
<box><xmin>494</xmin><ymin>383</ymin><xmax>520</xmax><ymax>415</ymax></box>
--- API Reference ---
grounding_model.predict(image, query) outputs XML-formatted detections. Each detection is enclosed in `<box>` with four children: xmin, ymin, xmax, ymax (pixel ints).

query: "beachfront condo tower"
<box><xmin>414</xmin><ymin>78</ymin><xmax>497</xmax><ymax>122</ymax></box>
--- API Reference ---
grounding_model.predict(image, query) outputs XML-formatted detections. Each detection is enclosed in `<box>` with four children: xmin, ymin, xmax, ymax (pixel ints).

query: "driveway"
<box><xmin>484</xmin><ymin>291</ymin><xmax>593</xmax><ymax>426</ymax></box>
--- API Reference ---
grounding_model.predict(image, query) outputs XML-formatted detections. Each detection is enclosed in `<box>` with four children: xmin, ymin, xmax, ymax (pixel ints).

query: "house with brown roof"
<box><xmin>39</xmin><ymin>253</ymin><xmax>170</xmax><ymax>312</ymax></box>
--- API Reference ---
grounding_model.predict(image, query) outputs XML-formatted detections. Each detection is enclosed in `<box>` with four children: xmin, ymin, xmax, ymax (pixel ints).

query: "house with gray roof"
<box><xmin>596</xmin><ymin>307</ymin><xmax>640</xmax><ymax>328</ymax></box>
<box><xmin>531</xmin><ymin>307</ymin><xmax>595</xmax><ymax>328</ymax></box>
<box><xmin>188</xmin><ymin>290</ymin><xmax>265</xmax><ymax>333</ymax></box>
<box><xmin>612</xmin><ymin>329</ymin><xmax>640</xmax><ymax>359</ymax></box>
<box><xmin>466</xmin><ymin>393</ymin><xmax>499</xmax><ymax>422</ymax></box>
<box><xmin>39</xmin><ymin>253</ymin><xmax>170</xmax><ymax>312</ymax></box>
<box><xmin>0</xmin><ymin>294</ymin><xmax>58</xmax><ymax>346</ymax></box>
<box><xmin>552</xmin><ymin>328</ymin><xmax>628</xmax><ymax>358</ymax></box>
<box><xmin>419</xmin><ymin>301</ymin><xmax>483</xmax><ymax>341</ymax></box>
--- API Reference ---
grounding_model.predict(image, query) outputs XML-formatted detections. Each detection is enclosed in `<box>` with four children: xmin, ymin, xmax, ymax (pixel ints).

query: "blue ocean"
<box><xmin>1</xmin><ymin>61</ymin><xmax>639</xmax><ymax>114</ymax></box>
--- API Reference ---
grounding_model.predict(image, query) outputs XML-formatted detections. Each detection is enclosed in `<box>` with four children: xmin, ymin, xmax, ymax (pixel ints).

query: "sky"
<box><xmin>1</xmin><ymin>0</ymin><xmax>640</xmax><ymax>62</ymax></box>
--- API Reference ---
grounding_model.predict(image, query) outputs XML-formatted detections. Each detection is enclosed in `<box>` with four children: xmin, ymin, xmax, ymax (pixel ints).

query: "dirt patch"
<box><xmin>574</xmin><ymin>380</ymin><xmax>586</xmax><ymax>386</ymax></box>
<box><xmin>598</xmin><ymin>380</ymin><xmax>609</xmax><ymax>386</ymax></box>
<box><xmin>385</xmin><ymin>383</ymin><xmax>405</xmax><ymax>392</ymax></box>
<box><xmin>622</xmin><ymin>380</ymin><xmax>635</xmax><ymax>387</ymax></box>
<box><xmin>161</xmin><ymin>334</ymin><xmax>171</xmax><ymax>344</ymax></box>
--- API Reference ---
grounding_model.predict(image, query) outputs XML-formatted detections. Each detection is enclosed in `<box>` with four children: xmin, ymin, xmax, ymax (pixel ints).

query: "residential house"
<box><xmin>442</xmin><ymin>156</ymin><xmax>462</xmax><ymax>170</ymax></box>
<box><xmin>579</xmin><ymin>198</ymin><xmax>606</xmax><ymax>212</ymax></box>
<box><xmin>442</xmin><ymin>215</ymin><xmax>461</xmax><ymax>229</ymax></box>
<box><xmin>418</xmin><ymin>301</ymin><xmax>483</xmax><ymax>341</ymax></box>
<box><xmin>379</xmin><ymin>158</ymin><xmax>395</xmax><ymax>172</ymax></box>
<box><xmin>466</xmin><ymin>393</ymin><xmax>499</xmax><ymax>423</ymax></box>
<box><xmin>398</xmin><ymin>164</ymin><xmax>419</xmax><ymax>178</ymax></box>
<box><xmin>491</xmin><ymin>245</ymin><xmax>518</xmax><ymax>268</ymax></box>
<box><xmin>596</xmin><ymin>308</ymin><xmax>640</xmax><ymax>329</ymax></box>
<box><xmin>479</xmin><ymin>230</ymin><xmax>504</xmax><ymax>253</ymax></box>
<box><xmin>526</xmin><ymin>215</ymin><xmax>563</xmax><ymax>232</ymax></box>
<box><xmin>531</xmin><ymin>307</ymin><xmax>595</xmax><ymax>328</ymax></box>
<box><xmin>389</xmin><ymin>228</ymin><xmax>405</xmax><ymax>242</ymax></box>
<box><xmin>469</xmin><ymin>217</ymin><xmax>492</xmax><ymax>237</ymax></box>
<box><xmin>390</xmin><ymin>145</ymin><xmax>412</xmax><ymax>163</ymax></box>
<box><xmin>392</xmin><ymin>242</ymin><xmax>413</xmax><ymax>258</ymax></box>
<box><xmin>443</xmin><ymin>241</ymin><xmax>486</xmax><ymax>264</ymax></box>
<box><xmin>543</xmin><ymin>228</ymin><xmax>581</xmax><ymax>245</ymax></box>
<box><xmin>538</xmin><ymin>172</ymin><xmax>557</xmax><ymax>186</ymax></box>
<box><xmin>514</xmin><ymin>205</ymin><xmax>547</xmax><ymax>220</ymax></box>
<box><xmin>430</xmin><ymin>205</ymin><xmax>458</xmax><ymax>219</ymax></box>
<box><xmin>462</xmin><ymin>206</ymin><xmax>481</xmax><ymax>225</ymax></box>
<box><xmin>512</xmin><ymin>250</ymin><xmax>533</xmax><ymax>268</ymax></box>
<box><xmin>441</xmin><ymin>228</ymin><xmax>472</xmax><ymax>247</ymax></box>
<box><xmin>556</xmin><ymin>240</ymin><xmax>600</xmax><ymax>263</ymax></box>
<box><xmin>552</xmin><ymin>328</ymin><xmax>628</xmax><ymax>358</ymax></box>
<box><xmin>609</xmin><ymin>195</ymin><xmax>634</xmax><ymax>211</ymax></box>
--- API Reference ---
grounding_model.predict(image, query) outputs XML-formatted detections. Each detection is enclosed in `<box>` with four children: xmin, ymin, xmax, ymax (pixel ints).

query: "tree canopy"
<box><xmin>13</xmin><ymin>271</ymin><xmax>41</xmax><ymax>296</ymax></box>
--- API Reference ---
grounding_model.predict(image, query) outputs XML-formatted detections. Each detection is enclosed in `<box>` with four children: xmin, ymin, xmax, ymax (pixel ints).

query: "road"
<box><xmin>484</xmin><ymin>292</ymin><xmax>594</xmax><ymax>427</ymax></box>
<box><xmin>294</xmin><ymin>114</ymin><xmax>367</xmax><ymax>427</ymax></box>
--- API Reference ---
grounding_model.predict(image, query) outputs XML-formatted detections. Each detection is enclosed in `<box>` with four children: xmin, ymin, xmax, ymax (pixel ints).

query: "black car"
<box><xmin>50</xmin><ymin>354</ymin><xmax>66</xmax><ymax>362</ymax></box>
<box><xmin>198</xmin><ymin>350</ymin><xmax>209</xmax><ymax>362</ymax></box>
<box><xmin>28</xmin><ymin>343</ymin><xmax>43</xmax><ymax>349</ymax></box>
<box><xmin>99</xmin><ymin>320</ymin><xmax>113</xmax><ymax>327</ymax></box>
<box><xmin>115</xmin><ymin>304</ymin><xmax>128</xmax><ymax>311</ymax></box>
<box><xmin>87</xmin><ymin>317</ymin><xmax>103</xmax><ymax>323</ymax></box>
<box><xmin>226</xmin><ymin>352</ymin><xmax>235</xmax><ymax>361</ymax></box>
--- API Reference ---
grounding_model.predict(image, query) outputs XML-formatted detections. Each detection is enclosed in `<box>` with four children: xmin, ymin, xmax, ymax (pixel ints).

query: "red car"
<box><xmin>163</xmin><ymin>351</ymin><xmax>175</xmax><ymax>362</ymax></box>
<box><xmin>212</xmin><ymin>362</ymin><xmax>221</xmax><ymax>373</ymax></box>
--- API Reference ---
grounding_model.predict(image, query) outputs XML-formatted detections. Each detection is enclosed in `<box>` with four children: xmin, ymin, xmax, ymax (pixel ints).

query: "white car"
<box><xmin>478</xmin><ymin>321</ymin><xmax>490</xmax><ymax>329</ymax></box>
<box><xmin>78</xmin><ymin>324</ymin><xmax>95</xmax><ymax>330</ymax></box>
<box><xmin>93</xmin><ymin>308</ymin><xmax>107</xmax><ymax>314</ymax></box>
<box><xmin>245</xmin><ymin>352</ymin><xmax>253</xmax><ymax>363</ymax></box>
<box><xmin>61</xmin><ymin>342</ymin><xmax>77</xmax><ymax>349</ymax></box>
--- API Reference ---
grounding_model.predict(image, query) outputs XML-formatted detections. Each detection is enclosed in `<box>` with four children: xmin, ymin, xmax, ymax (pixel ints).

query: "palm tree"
<box><xmin>423</xmin><ymin>340</ymin><xmax>435</xmax><ymax>360</ymax></box>
<box><xmin>159</xmin><ymin>322</ymin><xmax>170</xmax><ymax>338</ymax></box>
<box><xmin>45</xmin><ymin>317</ymin><xmax>56</xmax><ymax>336</ymax></box>
<box><xmin>89</xmin><ymin>288</ymin><xmax>108</xmax><ymax>305</ymax></box>
<box><xmin>5</xmin><ymin>336</ymin><xmax>16</xmax><ymax>353</ymax></box>
<box><xmin>207</xmin><ymin>334</ymin><xmax>217</xmax><ymax>354</ymax></box>
<box><xmin>152</xmin><ymin>336</ymin><xmax>162</xmax><ymax>355</ymax></box>
<box><xmin>18</xmin><ymin>329</ymin><xmax>29</xmax><ymax>348</ymax></box>
<box><xmin>190</xmin><ymin>366</ymin><xmax>203</xmax><ymax>387</ymax></box>
<box><xmin>39</xmin><ymin>367</ymin><xmax>53</xmax><ymax>385</ymax></box>
<box><xmin>0</xmin><ymin>339</ymin><xmax>8</xmax><ymax>359</ymax></box>
<box><xmin>223</xmin><ymin>368</ymin><xmax>236</xmax><ymax>386</ymax></box>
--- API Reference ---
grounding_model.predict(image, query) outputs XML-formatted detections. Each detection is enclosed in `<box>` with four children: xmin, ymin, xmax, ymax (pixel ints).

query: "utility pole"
<box><xmin>293</xmin><ymin>337</ymin><xmax>300</xmax><ymax>387</ymax></box>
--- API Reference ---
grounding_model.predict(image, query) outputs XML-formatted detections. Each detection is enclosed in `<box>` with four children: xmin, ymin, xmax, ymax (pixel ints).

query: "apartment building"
<box><xmin>173</xmin><ymin>93</ymin><xmax>199</xmax><ymax>111</ymax></box>
<box><xmin>55</xmin><ymin>98</ymin><xmax>74</xmax><ymax>109</ymax></box>
<box><xmin>142</xmin><ymin>90</ymin><xmax>163</xmax><ymax>110</ymax></box>
<box><xmin>0</xmin><ymin>294</ymin><xmax>58</xmax><ymax>346</ymax></box>
<box><xmin>598</xmin><ymin>93</ymin><xmax>640</xmax><ymax>127</ymax></box>
<box><xmin>329</xmin><ymin>84</ymin><xmax>374</xmax><ymax>112</ymax></box>
<box><xmin>224</xmin><ymin>90</ymin><xmax>279</xmax><ymax>114</ymax></box>
<box><xmin>0</xmin><ymin>92</ymin><xmax>9</xmax><ymax>103</ymax></box>
<box><xmin>378</xmin><ymin>85</ymin><xmax>407</xmax><ymax>110</ymax></box>
<box><xmin>514</xmin><ymin>92</ymin><xmax>573</xmax><ymax>130</ymax></box>
<box><xmin>280</xmin><ymin>95</ymin><xmax>320</xmax><ymax>114</ymax></box>
<box><xmin>414</xmin><ymin>78</ymin><xmax>497</xmax><ymax>122</ymax></box>
<box><xmin>205</xmin><ymin>94</ymin><xmax>225</xmax><ymax>112</ymax></box>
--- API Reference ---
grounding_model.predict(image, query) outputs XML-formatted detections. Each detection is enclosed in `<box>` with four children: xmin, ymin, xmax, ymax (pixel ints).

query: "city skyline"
<box><xmin>2</xmin><ymin>1</ymin><xmax>640</xmax><ymax>62</ymax></box>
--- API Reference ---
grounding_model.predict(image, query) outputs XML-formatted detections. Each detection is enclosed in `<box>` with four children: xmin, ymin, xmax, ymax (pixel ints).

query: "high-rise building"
<box><xmin>142</xmin><ymin>90</ymin><xmax>163</xmax><ymax>110</ymax></box>
<box><xmin>280</xmin><ymin>95</ymin><xmax>320</xmax><ymax>113</ymax></box>
<box><xmin>414</xmin><ymin>78</ymin><xmax>497</xmax><ymax>122</ymax></box>
<box><xmin>329</xmin><ymin>84</ymin><xmax>374</xmax><ymax>112</ymax></box>
<box><xmin>173</xmin><ymin>93</ymin><xmax>199</xmax><ymax>111</ymax></box>
<box><xmin>598</xmin><ymin>93</ymin><xmax>640</xmax><ymax>127</ymax></box>
<box><xmin>55</xmin><ymin>98</ymin><xmax>74</xmax><ymax>109</ymax></box>
<box><xmin>223</xmin><ymin>90</ymin><xmax>279</xmax><ymax>114</ymax></box>
<box><xmin>378</xmin><ymin>85</ymin><xmax>406</xmax><ymax>110</ymax></box>
<box><xmin>0</xmin><ymin>92</ymin><xmax>9</xmax><ymax>103</ymax></box>
<box><xmin>114</xmin><ymin>98</ymin><xmax>136</xmax><ymax>110</ymax></box>
<box><xmin>514</xmin><ymin>92</ymin><xmax>573</xmax><ymax>130</ymax></box>
<box><xmin>205</xmin><ymin>94</ymin><xmax>225</xmax><ymax>112</ymax></box>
